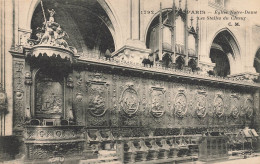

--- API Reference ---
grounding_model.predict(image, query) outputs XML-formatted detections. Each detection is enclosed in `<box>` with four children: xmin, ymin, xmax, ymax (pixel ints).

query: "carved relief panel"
<box><xmin>214</xmin><ymin>93</ymin><xmax>224</xmax><ymax>118</ymax></box>
<box><xmin>230</xmin><ymin>94</ymin><xmax>240</xmax><ymax>119</ymax></box>
<box><xmin>150</xmin><ymin>87</ymin><xmax>166</xmax><ymax>118</ymax></box>
<box><xmin>35</xmin><ymin>71</ymin><xmax>64</xmax><ymax>118</ymax></box>
<box><xmin>120</xmin><ymin>84</ymin><xmax>139</xmax><ymax>117</ymax></box>
<box><xmin>244</xmin><ymin>97</ymin><xmax>254</xmax><ymax>119</ymax></box>
<box><xmin>86</xmin><ymin>80</ymin><xmax>109</xmax><ymax>126</ymax></box>
<box><xmin>195</xmin><ymin>90</ymin><xmax>207</xmax><ymax>119</ymax></box>
<box><xmin>174</xmin><ymin>89</ymin><xmax>187</xmax><ymax>119</ymax></box>
<box><xmin>119</xmin><ymin>82</ymin><xmax>141</xmax><ymax>127</ymax></box>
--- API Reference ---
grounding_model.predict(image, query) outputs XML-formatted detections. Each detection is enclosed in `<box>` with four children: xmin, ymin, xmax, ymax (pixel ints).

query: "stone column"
<box><xmin>112</xmin><ymin>0</ymin><xmax>151</xmax><ymax>64</ymax></box>
<box><xmin>131</xmin><ymin>0</ymin><xmax>140</xmax><ymax>40</ymax></box>
<box><xmin>0</xmin><ymin>0</ymin><xmax>14</xmax><ymax>136</ymax></box>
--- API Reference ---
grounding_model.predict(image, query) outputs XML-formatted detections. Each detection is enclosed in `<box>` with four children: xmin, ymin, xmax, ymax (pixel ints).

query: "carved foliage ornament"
<box><xmin>174</xmin><ymin>90</ymin><xmax>187</xmax><ymax>118</ymax></box>
<box><xmin>150</xmin><ymin>87</ymin><xmax>166</xmax><ymax>118</ymax></box>
<box><xmin>196</xmin><ymin>91</ymin><xmax>207</xmax><ymax>118</ymax></box>
<box><xmin>120</xmin><ymin>84</ymin><xmax>139</xmax><ymax>117</ymax></box>
<box><xmin>214</xmin><ymin>93</ymin><xmax>224</xmax><ymax>118</ymax></box>
<box><xmin>86</xmin><ymin>81</ymin><xmax>109</xmax><ymax>117</ymax></box>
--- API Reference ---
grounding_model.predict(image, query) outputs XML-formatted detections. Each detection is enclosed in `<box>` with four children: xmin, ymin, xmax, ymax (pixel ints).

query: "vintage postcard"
<box><xmin>0</xmin><ymin>0</ymin><xmax>260</xmax><ymax>163</ymax></box>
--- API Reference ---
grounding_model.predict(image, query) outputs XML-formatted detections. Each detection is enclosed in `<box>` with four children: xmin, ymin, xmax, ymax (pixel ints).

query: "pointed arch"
<box><xmin>144</xmin><ymin>8</ymin><xmax>171</xmax><ymax>48</ymax></box>
<box><xmin>208</xmin><ymin>28</ymin><xmax>241</xmax><ymax>59</ymax></box>
<box><xmin>26</xmin><ymin>0</ymin><xmax>122</xmax><ymax>50</ymax></box>
<box><xmin>209</xmin><ymin>28</ymin><xmax>241</xmax><ymax>76</ymax></box>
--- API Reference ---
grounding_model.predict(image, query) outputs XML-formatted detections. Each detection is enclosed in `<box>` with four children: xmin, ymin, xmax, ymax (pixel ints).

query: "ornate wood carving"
<box><xmin>86</xmin><ymin>81</ymin><xmax>109</xmax><ymax>117</ymax></box>
<box><xmin>214</xmin><ymin>93</ymin><xmax>224</xmax><ymax>118</ymax></box>
<box><xmin>244</xmin><ymin>97</ymin><xmax>254</xmax><ymax>118</ymax></box>
<box><xmin>174</xmin><ymin>89</ymin><xmax>187</xmax><ymax>118</ymax></box>
<box><xmin>35</xmin><ymin>71</ymin><xmax>64</xmax><ymax>118</ymax></box>
<box><xmin>86</xmin><ymin>78</ymin><xmax>109</xmax><ymax>126</ymax></box>
<box><xmin>73</xmin><ymin>71</ymin><xmax>84</xmax><ymax>125</ymax></box>
<box><xmin>195</xmin><ymin>90</ymin><xmax>207</xmax><ymax>118</ymax></box>
<box><xmin>119</xmin><ymin>83</ymin><xmax>140</xmax><ymax>117</ymax></box>
<box><xmin>230</xmin><ymin>94</ymin><xmax>240</xmax><ymax>119</ymax></box>
<box><xmin>149</xmin><ymin>87</ymin><xmax>166</xmax><ymax>118</ymax></box>
<box><xmin>13</xmin><ymin>60</ymin><xmax>25</xmax><ymax>130</ymax></box>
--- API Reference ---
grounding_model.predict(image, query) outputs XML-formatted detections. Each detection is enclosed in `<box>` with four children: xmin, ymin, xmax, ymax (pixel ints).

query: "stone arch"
<box><xmin>176</xmin><ymin>56</ymin><xmax>185</xmax><ymax>70</ymax></box>
<box><xmin>144</xmin><ymin>8</ymin><xmax>171</xmax><ymax>48</ymax></box>
<box><xmin>209</xmin><ymin>28</ymin><xmax>241</xmax><ymax>76</ymax></box>
<box><xmin>26</xmin><ymin>0</ymin><xmax>122</xmax><ymax>50</ymax></box>
<box><xmin>208</xmin><ymin>28</ymin><xmax>241</xmax><ymax>60</ymax></box>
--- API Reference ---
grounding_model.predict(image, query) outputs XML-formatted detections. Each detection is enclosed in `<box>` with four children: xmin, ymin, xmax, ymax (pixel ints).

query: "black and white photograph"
<box><xmin>0</xmin><ymin>0</ymin><xmax>260</xmax><ymax>163</ymax></box>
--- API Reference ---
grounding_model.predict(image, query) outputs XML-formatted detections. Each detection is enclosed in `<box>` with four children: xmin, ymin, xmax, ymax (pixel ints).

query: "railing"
<box><xmin>85</xmin><ymin>130</ymin><xmax>200</xmax><ymax>163</ymax></box>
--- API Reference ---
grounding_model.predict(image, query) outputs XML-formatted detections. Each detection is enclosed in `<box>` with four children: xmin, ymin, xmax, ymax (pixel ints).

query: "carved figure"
<box><xmin>151</xmin><ymin>90</ymin><xmax>164</xmax><ymax>117</ymax></box>
<box><xmin>55</xmin><ymin>26</ymin><xmax>69</xmax><ymax>48</ymax></box>
<box><xmin>89</xmin><ymin>94</ymin><xmax>106</xmax><ymax>116</ymax></box>
<box><xmin>48</xmin><ymin>9</ymin><xmax>55</xmax><ymax>22</ymax></box>
<box><xmin>67</xmin><ymin>108</ymin><xmax>74</xmax><ymax>120</ymax></box>
<box><xmin>175</xmin><ymin>93</ymin><xmax>187</xmax><ymax>118</ymax></box>
<box><xmin>214</xmin><ymin>96</ymin><xmax>224</xmax><ymax>117</ymax></box>
<box><xmin>196</xmin><ymin>101</ymin><xmax>206</xmax><ymax>118</ymax></box>
<box><xmin>39</xmin><ymin>22</ymin><xmax>56</xmax><ymax>44</ymax></box>
<box><xmin>121</xmin><ymin>87</ymin><xmax>139</xmax><ymax>116</ymax></box>
<box><xmin>245</xmin><ymin>99</ymin><xmax>253</xmax><ymax>118</ymax></box>
<box><xmin>232</xmin><ymin>106</ymin><xmax>239</xmax><ymax>118</ymax></box>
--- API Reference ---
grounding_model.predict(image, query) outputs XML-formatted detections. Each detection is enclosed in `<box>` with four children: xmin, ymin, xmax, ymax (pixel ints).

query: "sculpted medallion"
<box><xmin>174</xmin><ymin>92</ymin><xmax>187</xmax><ymax>118</ymax></box>
<box><xmin>245</xmin><ymin>98</ymin><xmax>253</xmax><ymax>118</ymax></box>
<box><xmin>87</xmin><ymin>82</ymin><xmax>108</xmax><ymax>117</ymax></box>
<box><xmin>120</xmin><ymin>85</ymin><xmax>139</xmax><ymax>117</ymax></box>
<box><xmin>150</xmin><ymin>87</ymin><xmax>165</xmax><ymax>118</ymax></box>
<box><xmin>196</xmin><ymin>92</ymin><xmax>207</xmax><ymax>118</ymax></box>
<box><xmin>214</xmin><ymin>94</ymin><xmax>224</xmax><ymax>117</ymax></box>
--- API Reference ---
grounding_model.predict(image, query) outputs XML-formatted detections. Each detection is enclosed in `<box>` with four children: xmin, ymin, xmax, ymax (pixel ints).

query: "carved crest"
<box><xmin>195</xmin><ymin>91</ymin><xmax>207</xmax><ymax>118</ymax></box>
<box><xmin>214</xmin><ymin>93</ymin><xmax>224</xmax><ymax>117</ymax></box>
<box><xmin>150</xmin><ymin>87</ymin><xmax>166</xmax><ymax>118</ymax></box>
<box><xmin>120</xmin><ymin>85</ymin><xmax>139</xmax><ymax>117</ymax></box>
<box><xmin>174</xmin><ymin>90</ymin><xmax>187</xmax><ymax>118</ymax></box>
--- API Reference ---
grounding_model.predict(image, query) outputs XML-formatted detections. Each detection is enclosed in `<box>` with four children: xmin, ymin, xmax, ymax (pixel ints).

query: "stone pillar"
<box><xmin>0</xmin><ymin>0</ymin><xmax>14</xmax><ymax>136</ymax></box>
<box><xmin>112</xmin><ymin>0</ymin><xmax>151</xmax><ymax>64</ymax></box>
<box><xmin>131</xmin><ymin>0</ymin><xmax>140</xmax><ymax>40</ymax></box>
<box><xmin>184</xmin><ymin>0</ymin><xmax>188</xmax><ymax>66</ymax></box>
